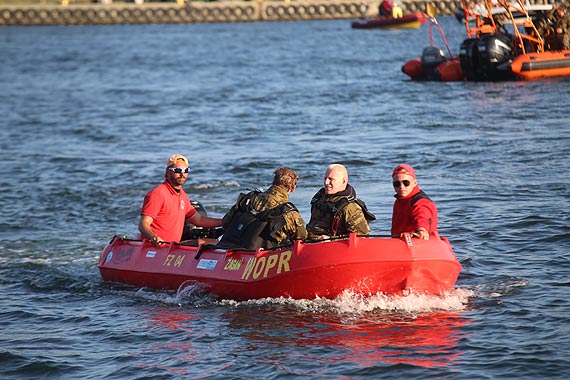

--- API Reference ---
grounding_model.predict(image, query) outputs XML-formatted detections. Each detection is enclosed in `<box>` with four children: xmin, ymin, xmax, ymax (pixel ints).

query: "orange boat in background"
<box><xmin>98</xmin><ymin>232</ymin><xmax>461</xmax><ymax>301</ymax></box>
<box><xmin>458</xmin><ymin>0</ymin><xmax>570</xmax><ymax>81</ymax></box>
<box><xmin>402</xmin><ymin>10</ymin><xmax>464</xmax><ymax>81</ymax></box>
<box><xmin>404</xmin><ymin>0</ymin><xmax>570</xmax><ymax>81</ymax></box>
<box><xmin>510</xmin><ymin>50</ymin><xmax>570</xmax><ymax>80</ymax></box>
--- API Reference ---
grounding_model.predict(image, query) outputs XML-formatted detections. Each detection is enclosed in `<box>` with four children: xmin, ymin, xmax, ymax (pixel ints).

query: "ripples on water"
<box><xmin>1</xmin><ymin>17</ymin><xmax>569</xmax><ymax>379</ymax></box>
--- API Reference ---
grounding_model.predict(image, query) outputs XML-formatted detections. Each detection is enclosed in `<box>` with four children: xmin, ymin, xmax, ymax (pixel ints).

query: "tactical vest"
<box><xmin>219</xmin><ymin>191</ymin><xmax>299</xmax><ymax>250</ymax></box>
<box><xmin>310</xmin><ymin>189</ymin><xmax>376</xmax><ymax>236</ymax></box>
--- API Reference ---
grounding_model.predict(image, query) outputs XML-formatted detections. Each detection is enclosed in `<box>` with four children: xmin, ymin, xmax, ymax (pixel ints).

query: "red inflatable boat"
<box><xmin>351</xmin><ymin>12</ymin><xmax>429</xmax><ymax>30</ymax></box>
<box><xmin>97</xmin><ymin>232</ymin><xmax>462</xmax><ymax>301</ymax></box>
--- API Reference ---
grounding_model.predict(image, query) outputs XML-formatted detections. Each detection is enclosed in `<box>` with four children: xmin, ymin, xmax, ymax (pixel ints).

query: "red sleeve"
<box><xmin>410</xmin><ymin>199</ymin><xmax>437</xmax><ymax>233</ymax></box>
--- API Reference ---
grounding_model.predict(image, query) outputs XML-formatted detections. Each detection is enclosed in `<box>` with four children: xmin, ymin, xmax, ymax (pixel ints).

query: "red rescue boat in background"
<box><xmin>97</xmin><ymin>232</ymin><xmax>462</xmax><ymax>301</ymax></box>
<box><xmin>352</xmin><ymin>12</ymin><xmax>429</xmax><ymax>30</ymax></box>
<box><xmin>352</xmin><ymin>0</ymin><xmax>429</xmax><ymax>30</ymax></box>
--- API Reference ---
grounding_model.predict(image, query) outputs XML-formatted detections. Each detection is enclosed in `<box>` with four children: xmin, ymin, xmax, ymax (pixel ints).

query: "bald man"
<box><xmin>306</xmin><ymin>164</ymin><xmax>375</xmax><ymax>240</ymax></box>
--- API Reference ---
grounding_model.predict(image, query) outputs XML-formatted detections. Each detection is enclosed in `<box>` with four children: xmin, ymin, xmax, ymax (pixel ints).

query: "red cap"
<box><xmin>392</xmin><ymin>164</ymin><xmax>416</xmax><ymax>178</ymax></box>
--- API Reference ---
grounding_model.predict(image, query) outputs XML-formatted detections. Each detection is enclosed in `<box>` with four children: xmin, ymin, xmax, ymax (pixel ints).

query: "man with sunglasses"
<box><xmin>138</xmin><ymin>154</ymin><xmax>222</xmax><ymax>245</ymax></box>
<box><xmin>391</xmin><ymin>164</ymin><xmax>438</xmax><ymax>240</ymax></box>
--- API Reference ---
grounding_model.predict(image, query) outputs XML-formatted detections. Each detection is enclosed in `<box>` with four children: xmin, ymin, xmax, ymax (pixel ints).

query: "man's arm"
<box><xmin>187</xmin><ymin>213</ymin><xmax>223</xmax><ymax>229</ymax></box>
<box><xmin>138</xmin><ymin>215</ymin><xmax>162</xmax><ymax>245</ymax></box>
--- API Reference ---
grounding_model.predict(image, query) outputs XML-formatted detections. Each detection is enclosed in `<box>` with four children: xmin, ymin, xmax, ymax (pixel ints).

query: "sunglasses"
<box><xmin>393</xmin><ymin>180</ymin><xmax>412</xmax><ymax>188</ymax></box>
<box><xmin>168</xmin><ymin>167</ymin><xmax>189</xmax><ymax>174</ymax></box>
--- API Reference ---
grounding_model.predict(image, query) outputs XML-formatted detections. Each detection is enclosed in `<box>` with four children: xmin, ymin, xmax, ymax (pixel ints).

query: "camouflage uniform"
<box><xmin>537</xmin><ymin>5</ymin><xmax>570</xmax><ymax>50</ymax></box>
<box><xmin>222</xmin><ymin>185</ymin><xmax>307</xmax><ymax>246</ymax></box>
<box><xmin>554</xmin><ymin>7</ymin><xmax>570</xmax><ymax>50</ymax></box>
<box><xmin>306</xmin><ymin>184</ymin><xmax>374</xmax><ymax>240</ymax></box>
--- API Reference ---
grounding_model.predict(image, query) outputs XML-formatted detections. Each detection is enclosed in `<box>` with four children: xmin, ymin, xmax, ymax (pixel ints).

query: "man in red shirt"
<box><xmin>138</xmin><ymin>154</ymin><xmax>222</xmax><ymax>245</ymax></box>
<box><xmin>391</xmin><ymin>164</ymin><xmax>438</xmax><ymax>240</ymax></box>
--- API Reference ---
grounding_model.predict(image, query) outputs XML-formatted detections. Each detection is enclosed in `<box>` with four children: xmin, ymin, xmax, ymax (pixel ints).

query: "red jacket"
<box><xmin>391</xmin><ymin>186</ymin><xmax>438</xmax><ymax>236</ymax></box>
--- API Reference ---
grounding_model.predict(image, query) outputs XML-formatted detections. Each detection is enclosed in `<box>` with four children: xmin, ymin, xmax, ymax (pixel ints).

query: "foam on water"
<box><xmin>123</xmin><ymin>282</ymin><xmax>474</xmax><ymax>316</ymax></box>
<box><xmin>222</xmin><ymin>289</ymin><xmax>472</xmax><ymax>315</ymax></box>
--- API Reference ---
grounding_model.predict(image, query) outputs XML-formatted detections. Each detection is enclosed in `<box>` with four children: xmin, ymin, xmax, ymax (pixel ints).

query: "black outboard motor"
<box><xmin>459</xmin><ymin>38</ymin><xmax>480</xmax><ymax>81</ymax></box>
<box><xmin>421</xmin><ymin>46</ymin><xmax>447</xmax><ymax>78</ymax></box>
<box><xmin>460</xmin><ymin>33</ymin><xmax>515</xmax><ymax>81</ymax></box>
<box><xmin>181</xmin><ymin>200</ymin><xmax>224</xmax><ymax>240</ymax></box>
<box><xmin>477</xmin><ymin>33</ymin><xmax>515</xmax><ymax>80</ymax></box>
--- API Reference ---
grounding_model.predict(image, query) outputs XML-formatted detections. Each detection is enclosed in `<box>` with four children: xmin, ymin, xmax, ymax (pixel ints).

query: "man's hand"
<box><xmin>150</xmin><ymin>236</ymin><xmax>164</xmax><ymax>246</ymax></box>
<box><xmin>415</xmin><ymin>228</ymin><xmax>429</xmax><ymax>240</ymax></box>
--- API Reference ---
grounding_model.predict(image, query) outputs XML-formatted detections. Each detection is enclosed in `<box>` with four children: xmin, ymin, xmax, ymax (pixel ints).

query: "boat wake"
<box><xmin>220</xmin><ymin>288</ymin><xmax>473</xmax><ymax>315</ymax></box>
<box><xmin>462</xmin><ymin>275</ymin><xmax>529</xmax><ymax>308</ymax></box>
<box><xmin>125</xmin><ymin>284</ymin><xmax>473</xmax><ymax>316</ymax></box>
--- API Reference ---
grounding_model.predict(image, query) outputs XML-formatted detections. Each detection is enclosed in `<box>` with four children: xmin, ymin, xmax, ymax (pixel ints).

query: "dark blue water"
<box><xmin>1</xmin><ymin>17</ymin><xmax>569</xmax><ymax>379</ymax></box>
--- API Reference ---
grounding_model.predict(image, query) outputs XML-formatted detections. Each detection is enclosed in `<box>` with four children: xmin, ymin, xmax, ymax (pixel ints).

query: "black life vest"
<box><xmin>410</xmin><ymin>190</ymin><xmax>431</xmax><ymax>207</ymax></box>
<box><xmin>329</xmin><ymin>197</ymin><xmax>376</xmax><ymax>235</ymax></box>
<box><xmin>310</xmin><ymin>188</ymin><xmax>376</xmax><ymax>236</ymax></box>
<box><xmin>218</xmin><ymin>191</ymin><xmax>299</xmax><ymax>250</ymax></box>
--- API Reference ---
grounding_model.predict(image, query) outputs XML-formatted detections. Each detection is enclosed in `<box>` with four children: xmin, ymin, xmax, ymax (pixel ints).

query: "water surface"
<box><xmin>1</xmin><ymin>17</ymin><xmax>569</xmax><ymax>379</ymax></box>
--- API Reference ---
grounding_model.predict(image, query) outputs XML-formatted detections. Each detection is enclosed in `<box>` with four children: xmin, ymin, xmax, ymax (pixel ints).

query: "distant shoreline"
<box><xmin>0</xmin><ymin>0</ymin><xmax>461</xmax><ymax>26</ymax></box>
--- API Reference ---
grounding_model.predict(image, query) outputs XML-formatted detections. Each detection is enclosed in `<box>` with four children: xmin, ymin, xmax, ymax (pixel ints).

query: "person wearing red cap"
<box><xmin>138</xmin><ymin>154</ymin><xmax>222</xmax><ymax>245</ymax></box>
<box><xmin>391</xmin><ymin>164</ymin><xmax>438</xmax><ymax>240</ymax></box>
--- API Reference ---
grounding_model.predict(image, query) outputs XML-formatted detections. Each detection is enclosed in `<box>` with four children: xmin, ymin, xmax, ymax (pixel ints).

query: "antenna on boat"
<box><xmin>426</xmin><ymin>4</ymin><xmax>454</xmax><ymax>59</ymax></box>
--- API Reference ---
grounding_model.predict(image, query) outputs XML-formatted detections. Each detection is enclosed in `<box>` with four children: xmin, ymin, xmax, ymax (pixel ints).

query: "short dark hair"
<box><xmin>272</xmin><ymin>167</ymin><xmax>299</xmax><ymax>192</ymax></box>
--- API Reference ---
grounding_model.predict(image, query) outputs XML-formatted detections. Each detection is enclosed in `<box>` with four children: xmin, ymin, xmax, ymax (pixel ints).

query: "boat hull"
<box><xmin>402</xmin><ymin>58</ymin><xmax>464</xmax><ymax>81</ymax></box>
<box><xmin>511</xmin><ymin>51</ymin><xmax>570</xmax><ymax>80</ymax></box>
<box><xmin>351</xmin><ymin>12</ymin><xmax>429</xmax><ymax>30</ymax></box>
<box><xmin>97</xmin><ymin>234</ymin><xmax>462</xmax><ymax>300</ymax></box>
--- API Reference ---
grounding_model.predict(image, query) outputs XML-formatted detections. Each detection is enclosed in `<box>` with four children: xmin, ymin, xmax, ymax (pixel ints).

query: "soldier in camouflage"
<box><xmin>220</xmin><ymin>167</ymin><xmax>307</xmax><ymax>249</ymax></box>
<box><xmin>536</xmin><ymin>3</ymin><xmax>570</xmax><ymax>51</ymax></box>
<box><xmin>306</xmin><ymin>164</ymin><xmax>375</xmax><ymax>240</ymax></box>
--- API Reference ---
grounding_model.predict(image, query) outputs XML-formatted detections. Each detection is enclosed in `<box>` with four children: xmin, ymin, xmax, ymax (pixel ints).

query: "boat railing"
<box><xmin>461</xmin><ymin>0</ymin><xmax>545</xmax><ymax>53</ymax></box>
<box><xmin>495</xmin><ymin>0</ymin><xmax>544</xmax><ymax>54</ymax></box>
<box><xmin>461</xmin><ymin>0</ymin><xmax>500</xmax><ymax>39</ymax></box>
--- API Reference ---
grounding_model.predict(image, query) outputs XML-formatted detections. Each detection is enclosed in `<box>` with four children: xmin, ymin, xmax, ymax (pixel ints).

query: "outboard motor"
<box><xmin>459</xmin><ymin>33</ymin><xmax>515</xmax><ymax>81</ymax></box>
<box><xmin>477</xmin><ymin>33</ymin><xmax>515</xmax><ymax>80</ymax></box>
<box><xmin>459</xmin><ymin>38</ymin><xmax>480</xmax><ymax>81</ymax></box>
<box><xmin>421</xmin><ymin>46</ymin><xmax>447</xmax><ymax>73</ymax></box>
<box><xmin>181</xmin><ymin>200</ymin><xmax>223</xmax><ymax>240</ymax></box>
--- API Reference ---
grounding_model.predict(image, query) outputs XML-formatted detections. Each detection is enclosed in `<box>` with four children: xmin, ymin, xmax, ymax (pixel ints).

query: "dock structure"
<box><xmin>0</xmin><ymin>0</ymin><xmax>458</xmax><ymax>26</ymax></box>
<box><xmin>0</xmin><ymin>0</ymin><xmax>557</xmax><ymax>26</ymax></box>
